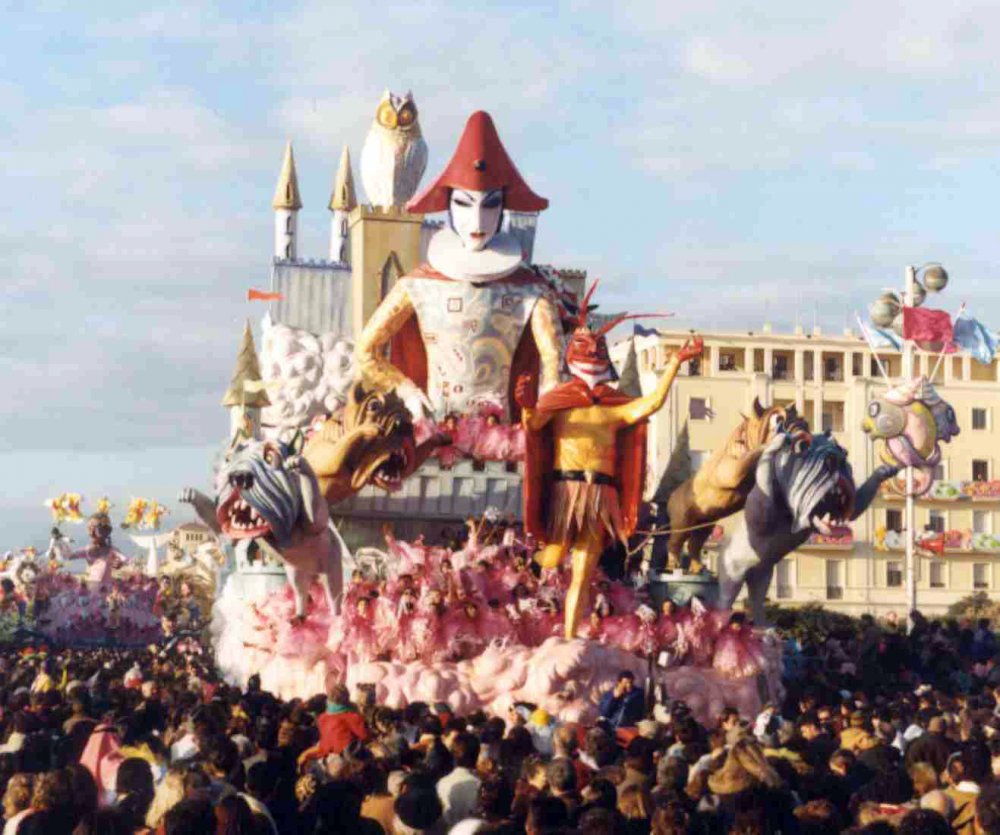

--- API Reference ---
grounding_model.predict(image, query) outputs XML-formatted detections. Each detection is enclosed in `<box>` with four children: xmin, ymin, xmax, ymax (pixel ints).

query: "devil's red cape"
<box><xmin>522</xmin><ymin>378</ymin><xmax>647</xmax><ymax>542</ymax></box>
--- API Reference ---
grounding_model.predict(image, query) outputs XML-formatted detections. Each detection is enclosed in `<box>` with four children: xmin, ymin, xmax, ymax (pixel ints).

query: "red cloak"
<box><xmin>522</xmin><ymin>379</ymin><xmax>647</xmax><ymax>542</ymax></box>
<box><xmin>387</xmin><ymin>264</ymin><xmax>547</xmax><ymax>421</ymax></box>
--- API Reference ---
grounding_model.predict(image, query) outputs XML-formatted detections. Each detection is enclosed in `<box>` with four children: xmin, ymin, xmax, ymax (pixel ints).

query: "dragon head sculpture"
<box><xmin>303</xmin><ymin>380</ymin><xmax>447</xmax><ymax>504</ymax></box>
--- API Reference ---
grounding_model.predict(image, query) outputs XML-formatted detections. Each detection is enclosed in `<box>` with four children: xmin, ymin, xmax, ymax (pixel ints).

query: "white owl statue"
<box><xmin>360</xmin><ymin>90</ymin><xmax>428</xmax><ymax>210</ymax></box>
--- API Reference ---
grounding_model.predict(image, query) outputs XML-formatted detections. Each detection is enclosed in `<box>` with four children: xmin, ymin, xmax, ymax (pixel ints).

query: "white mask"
<box><xmin>448</xmin><ymin>188</ymin><xmax>504</xmax><ymax>251</ymax></box>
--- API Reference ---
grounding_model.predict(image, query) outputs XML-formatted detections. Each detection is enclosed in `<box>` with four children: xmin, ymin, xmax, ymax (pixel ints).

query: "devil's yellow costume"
<box><xmin>520</xmin><ymin>336</ymin><xmax>702</xmax><ymax>638</ymax></box>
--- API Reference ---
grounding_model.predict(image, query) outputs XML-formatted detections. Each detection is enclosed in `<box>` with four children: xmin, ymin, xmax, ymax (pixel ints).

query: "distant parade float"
<box><xmin>0</xmin><ymin>495</ymin><xmax>219</xmax><ymax>648</ymax></box>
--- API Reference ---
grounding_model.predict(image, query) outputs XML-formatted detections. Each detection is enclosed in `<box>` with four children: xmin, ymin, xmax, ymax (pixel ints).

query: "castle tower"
<box><xmin>348</xmin><ymin>205</ymin><xmax>424</xmax><ymax>338</ymax></box>
<box><xmin>328</xmin><ymin>145</ymin><xmax>357</xmax><ymax>264</ymax></box>
<box><xmin>222</xmin><ymin>321</ymin><xmax>271</xmax><ymax>441</ymax></box>
<box><xmin>272</xmin><ymin>141</ymin><xmax>302</xmax><ymax>261</ymax></box>
<box><xmin>505</xmin><ymin>211</ymin><xmax>539</xmax><ymax>262</ymax></box>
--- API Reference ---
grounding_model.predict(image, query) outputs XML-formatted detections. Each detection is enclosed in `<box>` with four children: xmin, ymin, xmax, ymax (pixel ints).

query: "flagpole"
<box><xmin>903</xmin><ymin>265</ymin><xmax>917</xmax><ymax>633</ymax></box>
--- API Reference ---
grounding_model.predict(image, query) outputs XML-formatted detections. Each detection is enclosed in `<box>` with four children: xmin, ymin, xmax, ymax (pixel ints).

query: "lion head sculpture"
<box><xmin>728</xmin><ymin>399</ymin><xmax>808</xmax><ymax>462</ymax></box>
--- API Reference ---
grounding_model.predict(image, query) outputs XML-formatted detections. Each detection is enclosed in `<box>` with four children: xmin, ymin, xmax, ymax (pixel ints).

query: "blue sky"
<box><xmin>2</xmin><ymin>1</ymin><xmax>1000</xmax><ymax>549</ymax></box>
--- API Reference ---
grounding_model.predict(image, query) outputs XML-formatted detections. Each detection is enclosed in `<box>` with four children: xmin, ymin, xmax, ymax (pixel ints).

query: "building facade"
<box><xmin>612</xmin><ymin>325</ymin><xmax>1000</xmax><ymax>618</ymax></box>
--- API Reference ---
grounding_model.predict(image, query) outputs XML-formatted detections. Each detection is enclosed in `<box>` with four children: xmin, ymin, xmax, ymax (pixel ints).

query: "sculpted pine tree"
<box><xmin>654</xmin><ymin>420</ymin><xmax>692</xmax><ymax>504</ymax></box>
<box><xmin>617</xmin><ymin>337</ymin><xmax>642</xmax><ymax>398</ymax></box>
<box><xmin>222</xmin><ymin>321</ymin><xmax>270</xmax><ymax>409</ymax></box>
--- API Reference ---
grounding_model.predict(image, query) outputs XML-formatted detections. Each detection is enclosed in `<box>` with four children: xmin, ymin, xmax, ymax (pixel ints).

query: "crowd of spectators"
<box><xmin>1</xmin><ymin>608</ymin><xmax>1000</xmax><ymax>833</ymax></box>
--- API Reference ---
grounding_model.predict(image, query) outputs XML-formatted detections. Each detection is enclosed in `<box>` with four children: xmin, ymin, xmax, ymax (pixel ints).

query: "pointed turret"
<box><xmin>328</xmin><ymin>145</ymin><xmax>357</xmax><ymax>212</ymax></box>
<box><xmin>272</xmin><ymin>141</ymin><xmax>303</xmax><ymax>210</ymax></box>
<box><xmin>273</xmin><ymin>141</ymin><xmax>301</xmax><ymax>260</ymax></box>
<box><xmin>329</xmin><ymin>145</ymin><xmax>356</xmax><ymax>262</ymax></box>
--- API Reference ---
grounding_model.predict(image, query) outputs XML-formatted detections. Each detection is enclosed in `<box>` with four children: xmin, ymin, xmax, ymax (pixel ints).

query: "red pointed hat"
<box><xmin>406</xmin><ymin>111</ymin><xmax>548</xmax><ymax>214</ymax></box>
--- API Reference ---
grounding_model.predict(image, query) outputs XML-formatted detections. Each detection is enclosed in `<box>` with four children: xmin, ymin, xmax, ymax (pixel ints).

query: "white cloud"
<box><xmin>681</xmin><ymin>37</ymin><xmax>755</xmax><ymax>84</ymax></box>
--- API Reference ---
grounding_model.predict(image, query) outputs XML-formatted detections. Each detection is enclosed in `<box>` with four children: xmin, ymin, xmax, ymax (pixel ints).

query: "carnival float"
<box><xmin>9</xmin><ymin>93</ymin><xmax>976</xmax><ymax>726</ymax></box>
<box><xmin>160</xmin><ymin>101</ymin><xmax>924</xmax><ymax>726</ymax></box>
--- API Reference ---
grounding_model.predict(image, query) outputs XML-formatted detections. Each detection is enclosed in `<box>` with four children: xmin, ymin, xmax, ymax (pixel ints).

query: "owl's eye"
<box><xmin>377</xmin><ymin>103</ymin><xmax>397</xmax><ymax>128</ymax></box>
<box><xmin>397</xmin><ymin>105</ymin><xmax>415</xmax><ymax>126</ymax></box>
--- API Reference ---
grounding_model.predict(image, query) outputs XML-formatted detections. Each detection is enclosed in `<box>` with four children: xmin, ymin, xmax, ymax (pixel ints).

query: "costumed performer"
<box><xmin>356</xmin><ymin>110</ymin><xmax>563</xmax><ymax>429</ymax></box>
<box><xmin>71</xmin><ymin>513</ymin><xmax>127</xmax><ymax>590</ymax></box>
<box><xmin>518</xmin><ymin>284</ymin><xmax>703</xmax><ymax>637</ymax></box>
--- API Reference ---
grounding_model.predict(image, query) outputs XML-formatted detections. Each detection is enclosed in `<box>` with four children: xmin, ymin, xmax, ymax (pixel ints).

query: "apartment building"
<box><xmin>612</xmin><ymin>325</ymin><xmax>1000</xmax><ymax>617</ymax></box>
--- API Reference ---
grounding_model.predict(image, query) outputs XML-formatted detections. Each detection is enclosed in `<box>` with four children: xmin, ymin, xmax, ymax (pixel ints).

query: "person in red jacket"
<box><xmin>298</xmin><ymin>684</ymin><xmax>368</xmax><ymax>767</ymax></box>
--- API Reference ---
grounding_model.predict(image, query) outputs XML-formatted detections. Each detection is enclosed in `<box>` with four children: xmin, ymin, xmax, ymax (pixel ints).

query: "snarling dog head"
<box><xmin>758</xmin><ymin>431</ymin><xmax>856</xmax><ymax>537</ymax></box>
<box><xmin>216</xmin><ymin>440</ymin><xmax>308</xmax><ymax>546</ymax></box>
<box><xmin>341</xmin><ymin>382</ymin><xmax>417</xmax><ymax>492</ymax></box>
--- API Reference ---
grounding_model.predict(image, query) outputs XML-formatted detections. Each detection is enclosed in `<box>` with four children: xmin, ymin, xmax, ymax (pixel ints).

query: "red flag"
<box><xmin>247</xmin><ymin>288</ymin><xmax>283</xmax><ymax>302</ymax></box>
<box><xmin>902</xmin><ymin>307</ymin><xmax>953</xmax><ymax>346</ymax></box>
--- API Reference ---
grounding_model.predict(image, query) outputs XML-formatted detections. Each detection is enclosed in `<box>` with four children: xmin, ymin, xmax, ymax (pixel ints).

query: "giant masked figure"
<box><xmin>356</xmin><ymin>111</ymin><xmax>562</xmax><ymax>425</ymax></box>
<box><xmin>518</xmin><ymin>286</ymin><xmax>702</xmax><ymax>638</ymax></box>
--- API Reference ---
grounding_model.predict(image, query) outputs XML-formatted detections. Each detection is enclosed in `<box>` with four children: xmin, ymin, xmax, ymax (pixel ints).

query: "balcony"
<box><xmin>875</xmin><ymin>527</ymin><xmax>1000</xmax><ymax>555</ymax></box>
<box><xmin>718</xmin><ymin>355</ymin><xmax>743</xmax><ymax>373</ymax></box>
<box><xmin>878</xmin><ymin>479</ymin><xmax>1000</xmax><ymax>504</ymax></box>
<box><xmin>801</xmin><ymin>530</ymin><xmax>854</xmax><ymax>552</ymax></box>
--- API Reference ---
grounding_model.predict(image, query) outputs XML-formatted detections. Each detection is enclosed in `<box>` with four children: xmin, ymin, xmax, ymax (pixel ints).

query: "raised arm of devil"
<box><xmin>611</xmin><ymin>337</ymin><xmax>703</xmax><ymax>425</ymax></box>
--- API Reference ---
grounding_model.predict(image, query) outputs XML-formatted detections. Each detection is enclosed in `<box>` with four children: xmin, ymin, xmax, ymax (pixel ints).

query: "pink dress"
<box><xmin>341</xmin><ymin>605</ymin><xmax>381</xmax><ymax>662</ymax></box>
<box><xmin>441</xmin><ymin>605</ymin><xmax>510</xmax><ymax>659</ymax></box>
<box><xmin>677</xmin><ymin>602</ymin><xmax>718</xmax><ymax>667</ymax></box>
<box><xmin>75</xmin><ymin>546</ymin><xmax>122</xmax><ymax>588</ymax></box>
<box><xmin>713</xmin><ymin>623</ymin><xmax>767</xmax><ymax>680</ymax></box>
<box><xmin>655</xmin><ymin>613</ymin><xmax>680</xmax><ymax>652</ymax></box>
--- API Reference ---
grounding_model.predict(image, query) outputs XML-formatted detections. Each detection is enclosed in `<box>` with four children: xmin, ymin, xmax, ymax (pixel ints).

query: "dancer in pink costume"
<box><xmin>712</xmin><ymin>611</ymin><xmax>767</xmax><ymax>680</ymax></box>
<box><xmin>379</xmin><ymin>587</ymin><xmax>427</xmax><ymax>663</ymax></box>
<box><xmin>470</xmin><ymin>403</ymin><xmax>519</xmax><ymax>461</ymax></box>
<box><xmin>343</xmin><ymin>569</ymin><xmax>377</xmax><ymax>612</ymax></box>
<box><xmin>656</xmin><ymin>599</ymin><xmax>681</xmax><ymax>652</ymax></box>
<box><xmin>677</xmin><ymin>597</ymin><xmax>719</xmax><ymax>667</ymax></box>
<box><xmin>585</xmin><ymin>596</ymin><xmax>646</xmax><ymax>654</ymax></box>
<box><xmin>338</xmin><ymin>594</ymin><xmax>382</xmax><ymax>663</ymax></box>
<box><xmin>441</xmin><ymin>599</ymin><xmax>510</xmax><ymax>660</ymax></box>
<box><xmin>383</xmin><ymin>530</ymin><xmax>431</xmax><ymax>577</ymax></box>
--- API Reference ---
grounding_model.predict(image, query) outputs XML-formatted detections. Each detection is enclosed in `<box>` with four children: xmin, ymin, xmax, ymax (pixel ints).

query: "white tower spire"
<box><xmin>272</xmin><ymin>141</ymin><xmax>303</xmax><ymax>261</ymax></box>
<box><xmin>328</xmin><ymin>144</ymin><xmax>357</xmax><ymax>263</ymax></box>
